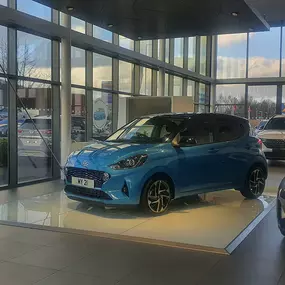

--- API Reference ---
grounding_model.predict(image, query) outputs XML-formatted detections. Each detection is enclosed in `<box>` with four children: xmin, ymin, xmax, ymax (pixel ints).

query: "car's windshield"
<box><xmin>264</xmin><ymin>118</ymin><xmax>285</xmax><ymax>130</ymax></box>
<box><xmin>107</xmin><ymin>117</ymin><xmax>183</xmax><ymax>143</ymax></box>
<box><xmin>258</xmin><ymin>121</ymin><xmax>268</xmax><ymax>128</ymax></box>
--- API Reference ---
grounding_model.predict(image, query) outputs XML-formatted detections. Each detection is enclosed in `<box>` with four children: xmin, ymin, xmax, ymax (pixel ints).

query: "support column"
<box><xmin>60</xmin><ymin>14</ymin><xmax>72</xmax><ymax>171</ymax></box>
<box><xmin>210</xmin><ymin>36</ymin><xmax>217</xmax><ymax>112</ymax></box>
<box><xmin>168</xmin><ymin>39</ymin><xmax>174</xmax><ymax>97</ymax></box>
<box><xmin>277</xmin><ymin>84</ymin><xmax>282</xmax><ymax>115</ymax></box>
<box><xmin>133</xmin><ymin>41</ymin><xmax>140</xmax><ymax>95</ymax></box>
<box><xmin>112</xmin><ymin>33</ymin><xmax>119</xmax><ymax>132</ymax></box>
<box><xmin>152</xmin><ymin>40</ymin><xmax>158</xmax><ymax>96</ymax></box>
<box><xmin>182</xmin><ymin>37</ymin><xmax>188</xmax><ymax>96</ymax></box>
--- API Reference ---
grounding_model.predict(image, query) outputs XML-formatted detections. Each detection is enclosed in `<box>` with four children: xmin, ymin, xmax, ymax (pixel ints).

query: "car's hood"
<box><xmin>71</xmin><ymin>140</ymin><xmax>153</xmax><ymax>168</ymax></box>
<box><xmin>258</xmin><ymin>130</ymin><xmax>285</xmax><ymax>140</ymax></box>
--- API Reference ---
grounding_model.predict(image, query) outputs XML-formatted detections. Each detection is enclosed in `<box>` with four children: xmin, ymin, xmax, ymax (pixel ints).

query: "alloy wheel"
<box><xmin>147</xmin><ymin>180</ymin><xmax>171</xmax><ymax>213</ymax></box>
<box><xmin>249</xmin><ymin>169</ymin><xmax>265</xmax><ymax>196</ymax></box>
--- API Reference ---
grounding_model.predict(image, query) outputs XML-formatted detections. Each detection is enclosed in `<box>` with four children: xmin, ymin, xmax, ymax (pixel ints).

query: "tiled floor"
<box><xmin>0</xmin><ymin>206</ymin><xmax>283</xmax><ymax>285</ymax></box>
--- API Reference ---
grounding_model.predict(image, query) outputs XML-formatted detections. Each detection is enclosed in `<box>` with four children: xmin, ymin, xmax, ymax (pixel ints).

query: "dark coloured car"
<box><xmin>277</xmin><ymin>178</ymin><xmax>285</xmax><ymax>236</ymax></box>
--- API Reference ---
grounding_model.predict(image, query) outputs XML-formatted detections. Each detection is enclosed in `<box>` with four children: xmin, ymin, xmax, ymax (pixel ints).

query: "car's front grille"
<box><xmin>65</xmin><ymin>185</ymin><xmax>112</xmax><ymax>200</ymax></box>
<box><xmin>66</xmin><ymin>167</ymin><xmax>105</xmax><ymax>188</ymax></box>
<box><xmin>262</xmin><ymin>139</ymin><xmax>285</xmax><ymax>149</ymax></box>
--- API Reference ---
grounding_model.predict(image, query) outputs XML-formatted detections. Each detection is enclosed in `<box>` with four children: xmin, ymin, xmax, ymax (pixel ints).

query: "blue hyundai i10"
<box><xmin>64</xmin><ymin>113</ymin><xmax>268</xmax><ymax>214</ymax></box>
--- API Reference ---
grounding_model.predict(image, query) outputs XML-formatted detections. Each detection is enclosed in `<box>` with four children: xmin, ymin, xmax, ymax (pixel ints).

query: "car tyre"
<box><xmin>240</xmin><ymin>166</ymin><xmax>266</xmax><ymax>199</ymax></box>
<box><xmin>141</xmin><ymin>177</ymin><xmax>172</xmax><ymax>215</ymax></box>
<box><xmin>277</xmin><ymin>197</ymin><xmax>285</xmax><ymax>236</ymax></box>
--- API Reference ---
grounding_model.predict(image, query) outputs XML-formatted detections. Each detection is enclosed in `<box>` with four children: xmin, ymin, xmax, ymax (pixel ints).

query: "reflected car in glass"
<box><xmin>64</xmin><ymin>113</ymin><xmax>268</xmax><ymax>214</ymax></box>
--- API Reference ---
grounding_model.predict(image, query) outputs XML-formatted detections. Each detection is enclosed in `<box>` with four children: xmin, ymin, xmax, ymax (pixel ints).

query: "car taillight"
<box><xmin>41</xmin><ymin>130</ymin><xmax>52</xmax><ymax>135</ymax></box>
<box><xmin>257</xmin><ymin>138</ymin><xmax>262</xmax><ymax>149</ymax></box>
<box><xmin>18</xmin><ymin>130</ymin><xmax>22</xmax><ymax>134</ymax></box>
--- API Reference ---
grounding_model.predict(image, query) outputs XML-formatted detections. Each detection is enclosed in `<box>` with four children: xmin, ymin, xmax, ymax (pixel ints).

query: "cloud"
<box><xmin>218</xmin><ymin>33</ymin><xmax>255</xmax><ymax>48</ymax></box>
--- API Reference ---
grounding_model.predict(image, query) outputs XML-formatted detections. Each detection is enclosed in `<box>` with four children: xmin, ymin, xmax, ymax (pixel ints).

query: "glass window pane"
<box><xmin>200</xmin><ymin>36</ymin><xmax>207</xmax><ymax>76</ymax></box>
<box><xmin>217</xmin><ymin>33</ymin><xmax>247</xmax><ymax>79</ymax></box>
<box><xmin>0</xmin><ymin>26</ymin><xmax>7</xmax><ymax>73</ymax></box>
<box><xmin>165</xmin><ymin>39</ymin><xmax>170</xmax><ymax>63</ymax></box>
<box><xmin>188</xmin><ymin>37</ymin><xmax>196</xmax><ymax>71</ymax></box>
<box><xmin>187</xmin><ymin>80</ymin><xmax>194</xmax><ymax>97</ymax></box>
<box><xmin>17</xmin><ymin>0</ymin><xmax>51</xmax><ymax>21</ymax></box>
<box><xmin>71</xmin><ymin>88</ymin><xmax>86</xmax><ymax>142</ymax></box>
<box><xmin>165</xmin><ymin>73</ymin><xmax>169</xmax><ymax>96</ymax></box>
<box><xmin>93</xmin><ymin>53</ymin><xmax>112</xmax><ymax>89</ymax></box>
<box><xmin>17</xmin><ymin>32</ymin><xmax>51</xmax><ymax>81</ymax></box>
<box><xmin>17</xmin><ymin>82</ymin><xmax>52</xmax><ymax>183</ymax></box>
<box><xmin>119</xmin><ymin>61</ymin><xmax>133</xmax><ymax>93</ymax></box>
<box><xmin>93</xmin><ymin>26</ymin><xmax>112</xmax><ymax>43</ymax></box>
<box><xmin>216</xmin><ymin>84</ymin><xmax>245</xmax><ymax>117</ymax></box>
<box><xmin>174</xmin><ymin>38</ymin><xmax>183</xmax><ymax>68</ymax></box>
<box><xmin>248</xmin><ymin>86</ymin><xmax>277</xmax><ymax>120</ymax></box>
<box><xmin>140</xmin><ymin>40</ymin><xmax>152</xmax><ymax>57</ymax></box>
<box><xmin>0</xmin><ymin>77</ymin><xmax>8</xmax><ymax>186</ymax></box>
<box><xmin>0</xmin><ymin>0</ymin><xmax>6</xmax><ymax>6</ymax></box>
<box><xmin>248</xmin><ymin>28</ymin><xmax>281</xmax><ymax>78</ymax></box>
<box><xmin>71</xmin><ymin>17</ymin><xmax>85</xmax><ymax>34</ymax></box>
<box><xmin>119</xmin><ymin>36</ymin><xmax>134</xmax><ymax>50</ymax></box>
<box><xmin>139</xmin><ymin>67</ymin><xmax>152</xmax><ymax>95</ymax></box>
<box><xmin>281</xmin><ymin>27</ymin><xmax>285</xmax><ymax>76</ymax></box>
<box><xmin>71</xmin><ymin>47</ymin><xmax>85</xmax><ymax>86</ymax></box>
<box><xmin>174</xmin><ymin>76</ymin><xmax>183</xmax><ymax>96</ymax></box>
<box><xmin>195</xmin><ymin>83</ymin><xmax>206</xmax><ymax>112</ymax></box>
<box><xmin>93</xmin><ymin>91</ymin><xmax>113</xmax><ymax>139</ymax></box>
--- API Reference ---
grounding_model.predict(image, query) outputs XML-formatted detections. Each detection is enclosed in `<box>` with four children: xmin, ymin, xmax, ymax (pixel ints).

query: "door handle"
<box><xmin>208</xmin><ymin>148</ymin><xmax>219</xmax><ymax>154</ymax></box>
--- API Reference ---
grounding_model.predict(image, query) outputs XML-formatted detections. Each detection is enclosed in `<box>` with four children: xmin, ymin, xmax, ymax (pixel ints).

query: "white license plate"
<box><xmin>71</xmin><ymin>177</ymin><xmax>94</xmax><ymax>189</ymax></box>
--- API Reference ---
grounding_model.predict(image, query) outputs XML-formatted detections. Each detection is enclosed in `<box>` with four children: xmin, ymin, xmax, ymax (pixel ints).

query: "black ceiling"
<box><xmin>34</xmin><ymin>0</ymin><xmax>272</xmax><ymax>40</ymax></box>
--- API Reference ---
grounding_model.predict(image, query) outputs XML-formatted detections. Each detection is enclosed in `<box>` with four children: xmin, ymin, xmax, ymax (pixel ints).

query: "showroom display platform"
<box><xmin>0</xmin><ymin>181</ymin><xmax>275</xmax><ymax>255</ymax></box>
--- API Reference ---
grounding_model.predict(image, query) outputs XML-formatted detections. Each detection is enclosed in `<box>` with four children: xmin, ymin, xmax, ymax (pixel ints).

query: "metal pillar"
<box><xmin>182</xmin><ymin>37</ymin><xmax>189</xmax><ymax>96</ymax></box>
<box><xmin>60</xmin><ymin>13</ymin><xmax>72</xmax><ymax>171</ymax></box>
<box><xmin>210</xmin><ymin>36</ymin><xmax>217</xmax><ymax>112</ymax></box>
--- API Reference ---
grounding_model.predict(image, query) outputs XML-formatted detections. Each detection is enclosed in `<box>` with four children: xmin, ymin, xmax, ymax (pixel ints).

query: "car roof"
<box><xmin>271</xmin><ymin>115</ymin><xmax>285</xmax><ymax>119</ymax></box>
<box><xmin>141</xmin><ymin>112</ymin><xmax>248</xmax><ymax>121</ymax></box>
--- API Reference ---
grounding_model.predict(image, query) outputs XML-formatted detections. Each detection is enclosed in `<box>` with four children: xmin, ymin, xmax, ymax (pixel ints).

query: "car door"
<box><xmin>176</xmin><ymin>115</ymin><xmax>224</xmax><ymax>193</ymax></box>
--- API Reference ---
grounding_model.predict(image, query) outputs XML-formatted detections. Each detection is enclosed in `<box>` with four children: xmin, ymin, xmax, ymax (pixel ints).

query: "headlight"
<box><xmin>110</xmin><ymin>154</ymin><xmax>148</xmax><ymax>170</ymax></box>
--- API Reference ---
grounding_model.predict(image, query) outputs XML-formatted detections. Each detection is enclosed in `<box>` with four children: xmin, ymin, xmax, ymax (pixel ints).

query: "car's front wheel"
<box><xmin>141</xmin><ymin>177</ymin><xmax>172</xmax><ymax>215</ymax></box>
<box><xmin>277</xmin><ymin>196</ymin><xmax>285</xmax><ymax>236</ymax></box>
<box><xmin>240</xmin><ymin>166</ymin><xmax>266</xmax><ymax>199</ymax></box>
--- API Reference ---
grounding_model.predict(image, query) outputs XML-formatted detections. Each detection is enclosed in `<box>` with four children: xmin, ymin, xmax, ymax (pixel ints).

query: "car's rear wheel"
<box><xmin>240</xmin><ymin>166</ymin><xmax>266</xmax><ymax>199</ymax></box>
<box><xmin>141</xmin><ymin>177</ymin><xmax>172</xmax><ymax>215</ymax></box>
<box><xmin>277</xmin><ymin>197</ymin><xmax>285</xmax><ymax>236</ymax></box>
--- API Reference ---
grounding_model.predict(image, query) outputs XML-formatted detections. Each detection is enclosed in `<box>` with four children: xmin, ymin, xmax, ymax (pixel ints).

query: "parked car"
<box><xmin>64</xmin><ymin>113</ymin><xmax>268</xmax><ymax>214</ymax></box>
<box><xmin>254</xmin><ymin>120</ymin><xmax>268</xmax><ymax>136</ymax></box>
<box><xmin>18</xmin><ymin>116</ymin><xmax>52</xmax><ymax>158</ymax></box>
<box><xmin>277</xmin><ymin>177</ymin><xmax>285</xmax><ymax>236</ymax></box>
<box><xmin>258</xmin><ymin>115</ymin><xmax>285</xmax><ymax>160</ymax></box>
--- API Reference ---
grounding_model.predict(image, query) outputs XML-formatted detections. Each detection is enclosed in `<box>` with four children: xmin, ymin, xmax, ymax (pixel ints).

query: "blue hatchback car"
<box><xmin>64</xmin><ymin>113</ymin><xmax>268</xmax><ymax>214</ymax></box>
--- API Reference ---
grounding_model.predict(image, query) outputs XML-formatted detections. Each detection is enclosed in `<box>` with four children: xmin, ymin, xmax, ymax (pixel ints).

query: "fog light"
<box><xmin>122</xmin><ymin>184</ymin><xmax>129</xmax><ymax>197</ymax></box>
<box><xmin>102</xmin><ymin>172</ymin><xmax>110</xmax><ymax>183</ymax></box>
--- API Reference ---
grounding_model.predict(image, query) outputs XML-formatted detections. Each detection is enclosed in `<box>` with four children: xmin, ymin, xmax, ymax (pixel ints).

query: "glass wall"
<box><xmin>17</xmin><ymin>32</ymin><xmax>51</xmax><ymax>81</ymax></box>
<box><xmin>216</xmin><ymin>84</ymin><xmax>245</xmax><ymax>117</ymax></box>
<box><xmin>195</xmin><ymin>83</ymin><xmax>207</xmax><ymax>112</ymax></box>
<box><xmin>0</xmin><ymin>0</ymin><xmax>7</xmax><ymax>6</ymax></box>
<box><xmin>0</xmin><ymin>25</ymin><xmax>7</xmax><ymax>73</ymax></box>
<box><xmin>139</xmin><ymin>67</ymin><xmax>152</xmax><ymax>95</ymax></box>
<box><xmin>93</xmin><ymin>53</ymin><xmax>112</xmax><ymax>90</ymax></box>
<box><xmin>17</xmin><ymin>82</ymin><xmax>52</xmax><ymax>183</ymax></box>
<box><xmin>0</xmin><ymin>77</ymin><xmax>8</xmax><ymax>186</ymax></box>
<box><xmin>119</xmin><ymin>36</ymin><xmax>134</xmax><ymax>50</ymax></box>
<box><xmin>248</xmin><ymin>28</ymin><xmax>281</xmax><ymax>78</ymax></box>
<box><xmin>200</xmin><ymin>36</ymin><xmax>207</xmax><ymax>75</ymax></box>
<box><xmin>187</xmin><ymin>80</ymin><xmax>195</xmax><ymax>97</ymax></box>
<box><xmin>248</xmin><ymin>86</ymin><xmax>277</xmax><ymax>120</ymax></box>
<box><xmin>119</xmin><ymin>61</ymin><xmax>133</xmax><ymax>93</ymax></box>
<box><xmin>71</xmin><ymin>17</ymin><xmax>85</xmax><ymax>34</ymax></box>
<box><xmin>174</xmin><ymin>38</ymin><xmax>183</xmax><ymax>68</ymax></box>
<box><xmin>93</xmin><ymin>26</ymin><xmax>112</xmax><ymax>43</ymax></box>
<box><xmin>71</xmin><ymin>47</ymin><xmax>85</xmax><ymax>86</ymax></box>
<box><xmin>188</xmin><ymin>37</ymin><xmax>196</xmax><ymax>71</ymax></box>
<box><xmin>174</xmin><ymin>76</ymin><xmax>183</xmax><ymax>96</ymax></box>
<box><xmin>71</xmin><ymin>88</ymin><xmax>86</xmax><ymax>142</ymax></box>
<box><xmin>93</xmin><ymin>91</ymin><xmax>113</xmax><ymax>139</ymax></box>
<box><xmin>17</xmin><ymin>0</ymin><xmax>51</xmax><ymax>21</ymax></box>
<box><xmin>140</xmin><ymin>40</ymin><xmax>152</xmax><ymax>57</ymax></box>
<box><xmin>165</xmin><ymin>39</ymin><xmax>170</xmax><ymax>64</ymax></box>
<box><xmin>165</xmin><ymin>73</ymin><xmax>169</xmax><ymax>96</ymax></box>
<box><xmin>217</xmin><ymin>33</ymin><xmax>247</xmax><ymax>79</ymax></box>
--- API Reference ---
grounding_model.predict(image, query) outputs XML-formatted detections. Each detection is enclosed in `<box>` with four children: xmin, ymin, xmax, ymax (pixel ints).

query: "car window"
<box><xmin>180</xmin><ymin>117</ymin><xmax>214</xmax><ymax>146</ymax></box>
<box><xmin>215</xmin><ymin>118</ymin><xmax>245</xmax><ymax>142</ymax></box>
<box><xmin>20</xmin><ymin>119</ymin><xmax>51</xmax><ymax>130</ymax></box>
<box><xmin>265</xmin><ymin>118</ymin><xmax>285</xmax><ymax>130</ymax></box>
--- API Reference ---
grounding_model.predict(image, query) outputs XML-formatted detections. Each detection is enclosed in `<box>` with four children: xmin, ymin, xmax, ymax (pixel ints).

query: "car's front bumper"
<box><xmin>262</xmin><ymin>144</ymin><xmax>285</xmax><ymax>160</ymax></box>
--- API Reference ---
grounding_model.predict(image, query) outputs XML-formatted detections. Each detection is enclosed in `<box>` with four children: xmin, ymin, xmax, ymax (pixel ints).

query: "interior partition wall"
<box><xmin>0</xmin><ymin>1</ymin><xmax>213</xmax><ymax>189</ymax></box>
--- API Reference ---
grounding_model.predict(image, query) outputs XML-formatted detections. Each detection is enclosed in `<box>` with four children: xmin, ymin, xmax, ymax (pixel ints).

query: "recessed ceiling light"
<box><xmin>249</xmin><ymin>28</ymin><xmax>254</xmax><ymax>32</ymax></box>
<box><xmin>231</xmin><ymin>12</ymin><xmax>239</xmax><ymax>17</ymax></box>
<box><xmin>66</xmin><ymin>6</ymin><xmax>74</xmax><ymax>11</ymax></box>
<box><xmin>138</xmin><ymin>36</ymin><xmax>142</xmax><ymax>40</ymax></box>
<box><xmin>108</xmin><ymin>24</ymin><xmax>113</xmax><ymax>28</ymax></box>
